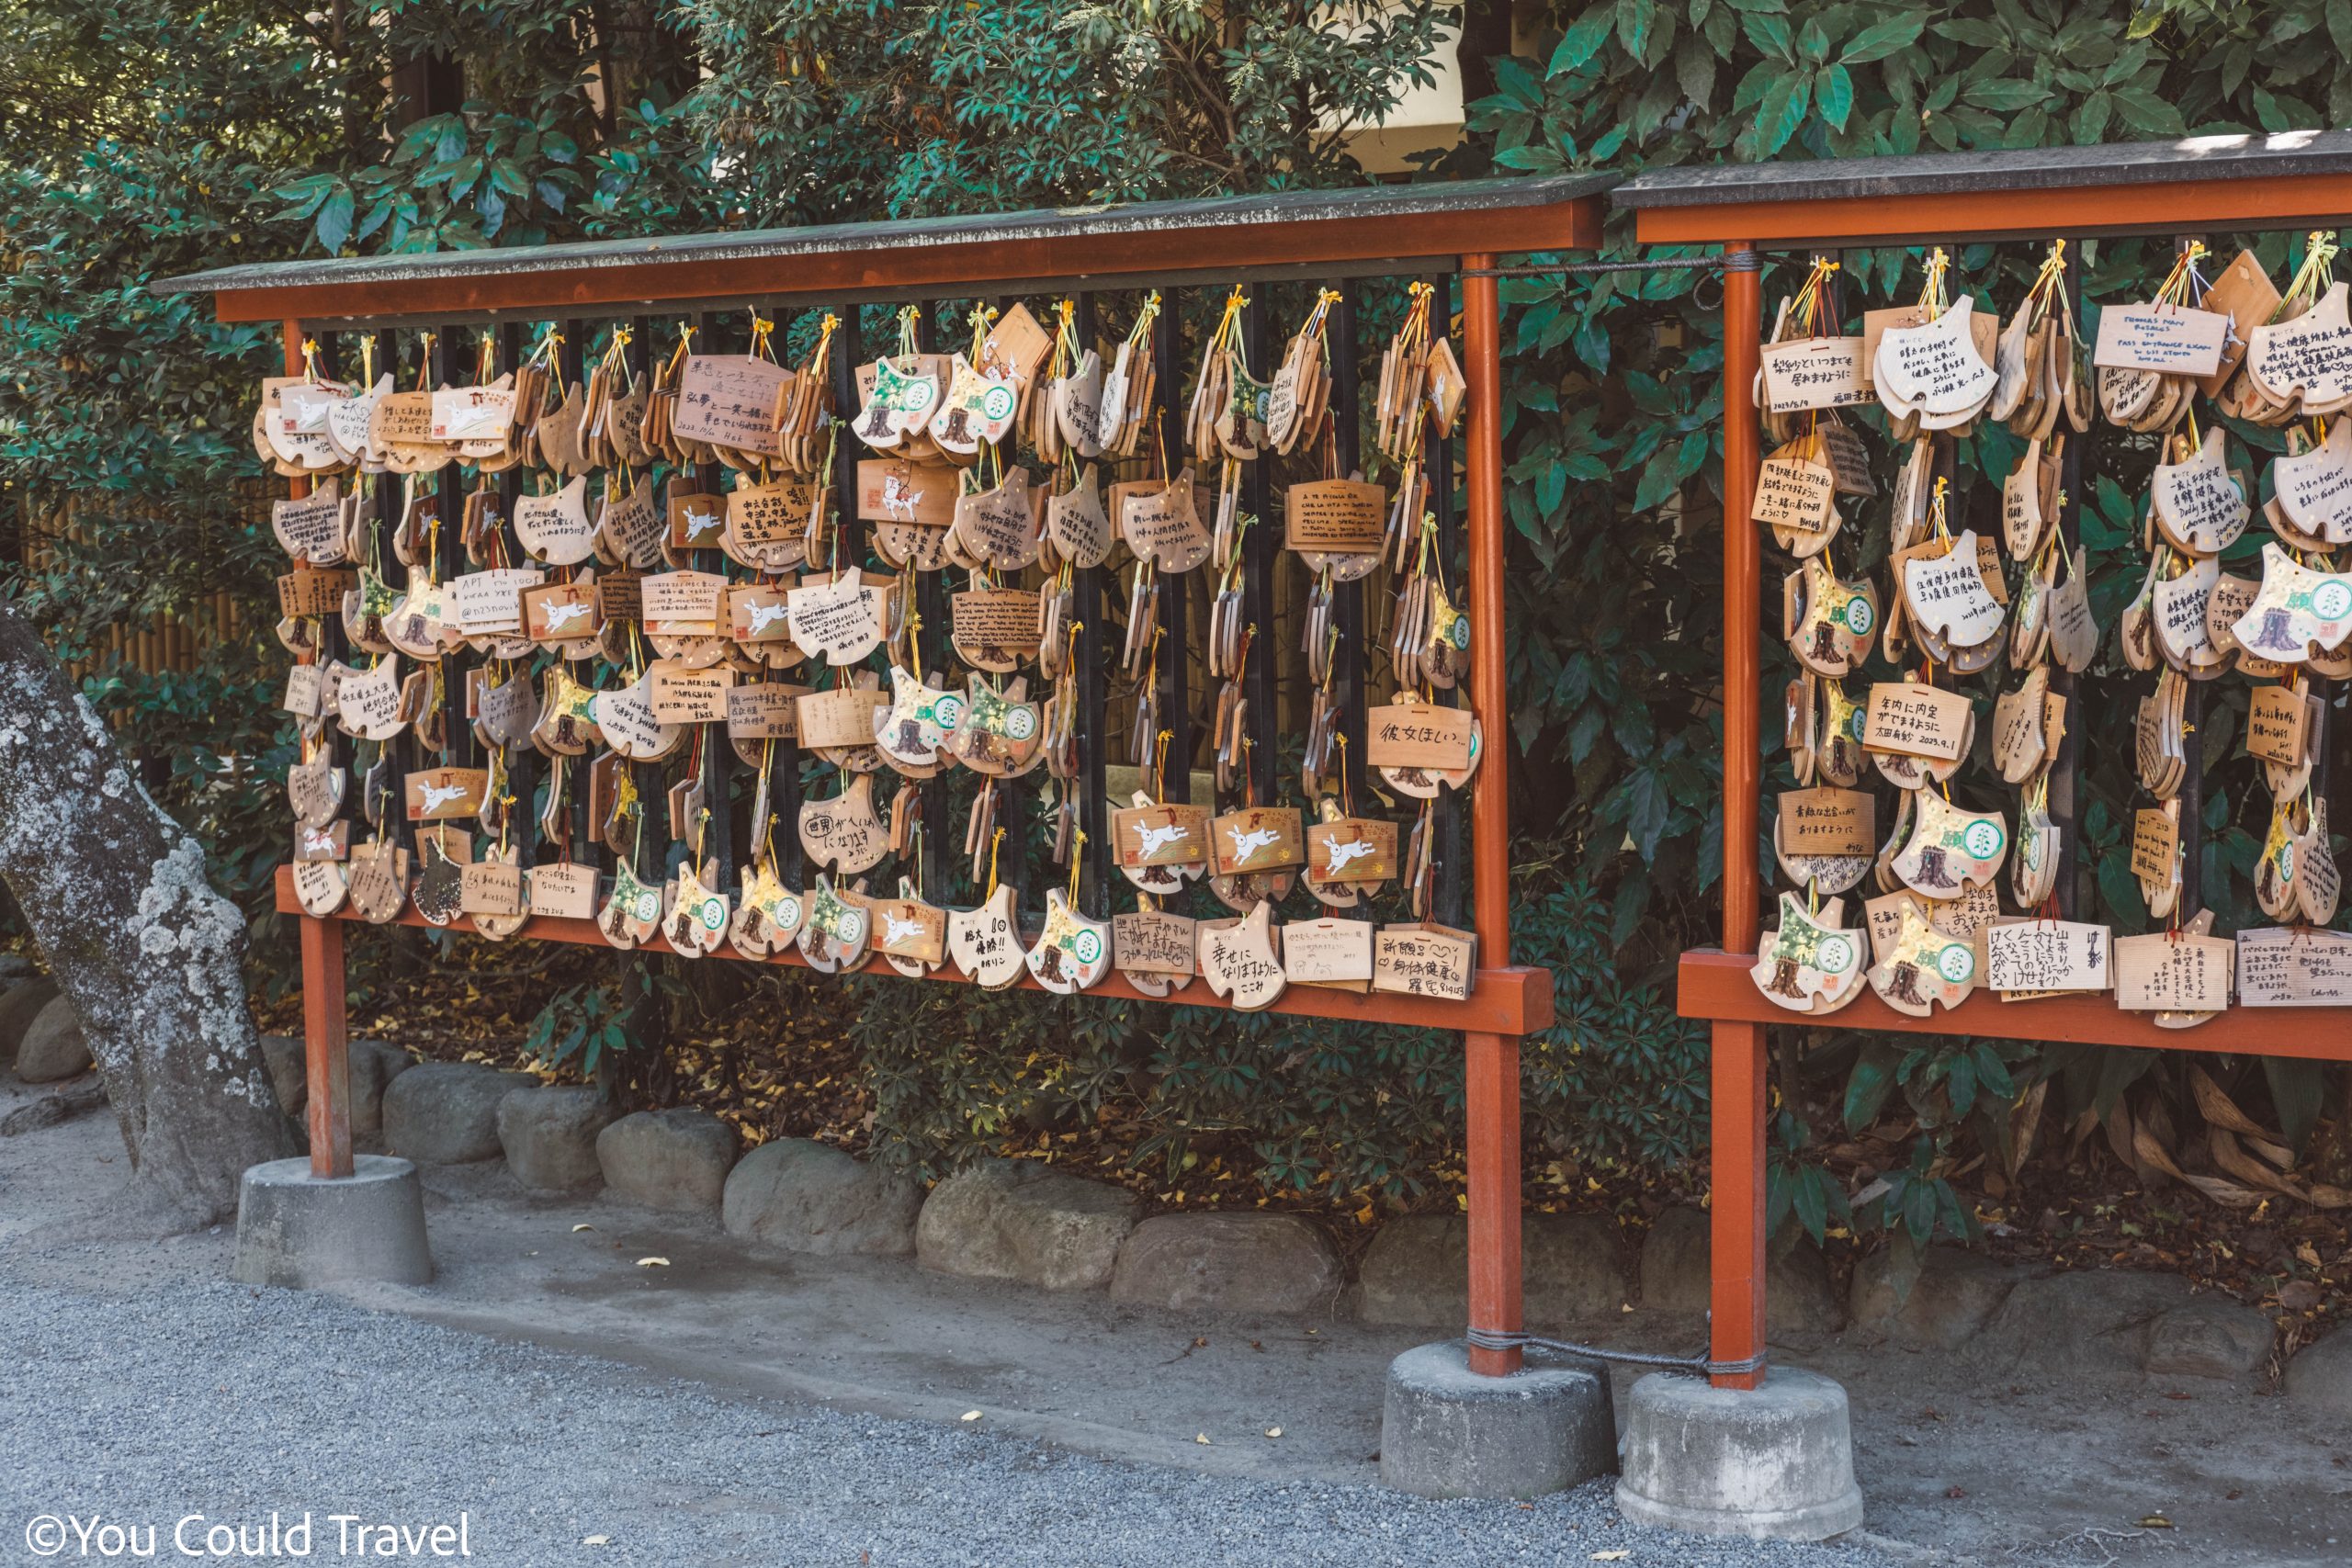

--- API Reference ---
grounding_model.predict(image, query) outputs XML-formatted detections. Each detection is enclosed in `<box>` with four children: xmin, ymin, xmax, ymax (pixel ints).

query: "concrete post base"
<box><xmin>232</xmin><ymin>1155</ymin><xmax>433</xmax><ymax>1289</ymax></box>
<box><xmin>1379</xmin><ymin>1340</ymin><xmax>1616</xmax><ymax>1499</ymax></box>
<box><xmin>1615</xmin><ymin>1368</ymin><xmax>1862</xmax><ymax>1540</ymax></box>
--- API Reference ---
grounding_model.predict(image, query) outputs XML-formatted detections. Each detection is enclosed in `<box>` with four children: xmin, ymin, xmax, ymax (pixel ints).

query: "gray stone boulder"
<box><xmin>723</xmin><ymin>1138</ymin><xmax>922</xmax><ymax>1255</ymax></box>
<box><xmin>496</xmin><ymin>1086</ymin><xmax>616</xmax><ymax>1192</ymax></box>
<box><xmin>1640</xmin><ymin>1206</ymin><xmax>1844</xmax><ymax>1336</ymax></box>
<box><xmin>598</xmin><ymin>1109</ymin><xmax>738</xmax><ymax>1213</ymax></box>
<box><xmin>13</xmin><ymin>997</ymin><xmax>91</xmax><ymax>1084</ymax></box>
<box><xmin>254</xmin><ymin>1036</ymin><xmax>412</xmax><ymax>1133</ymax></box>
<box><xmin>1848</xmin><ymin>1246</ymin><xmax>2019</xmax><ymax>1350</ymax></box>
<box><xmin>0</xmin><ymin>978</ymin><xmax>61</xmax><ymax>1070</ymax></box>
<box><xmin>348</xmin><ymin>1039</ymin><xmax>415</xmax><ymax>1138</ymax></box>
<box><xmin>1109</xmin><ymin>1213</ymin><xmax>1342</xmax><ymax>1314</ymax></box>
<box><xmin>259</xmin><ymin>1034</ymin><xmax>307</xmax><ymax>1117</ymax></box>
<box><xmin>2286</xmin><ymin>1329</ymin><xmax>2352</xmax><ymax>1416</ymax></box>
<box><xmin>1968</xmin><ymin>1269</ymin><xmax>2193</xmax><ymax>1376</ymax></box>
<box><xmin>380</xmin><ymin>1061</ymin><xmax>536</xmax><ymax>1164</ymax></box>
<box><xmin>1357</xmin><ymin>1213</ymin><xmax>1633</xmax><ymax>1329</ymax></box>
<box><xmin>2144</xmin><ymin>1299</ymin><xmax>2273</xmax><ymax>1381</ymax></box>
<box><xmin>916</xmin><ymin>1157</ymin><xmax>1139</xmax><ymax>1290</ymax></box>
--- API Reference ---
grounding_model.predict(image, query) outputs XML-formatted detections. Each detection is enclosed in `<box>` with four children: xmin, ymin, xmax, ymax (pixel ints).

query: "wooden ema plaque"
<box><xmin>1114</xmin><ymin>909</ymin><xmax>1198</xmax><ymax>976</ymax></box>
<box><xmin>518</xmin><ymin>863</ymin><xmax>595</xmax><ymax>919</ymax></box>
<box><xmin>1366</xmin><ymin>702</ymin><xmax>1474</xmax><ymax>772</ymax></box>
<box><xmin>459</xmin><ymin>862</ymin><xmax>526</xmax><ymax>917</ymax></box>
<box><xmin>2238</xmin><ymin>927</ymin><xmax>2352</xmax><ymax>1007</ymax></box>
<box><xmin>1861</xmin><ymin>682</ymin><xmax>1971</xmax><ymax>761</ymax></box>
<box><xmin>1114</xmin><ymin>801</ymin><xmax>1210</xmax><ymax>868</ymax></box>
<box><xmin>2113</xmin><ymin>932</ymin><xmax>2233</xmax><ymax>1012</ymax></box>
<box><xmin>726</xmin><ymin>682</ymin><xmax>805</xmax><ymax>740</ymax></box>
<box><xmin>1283</xmin><ymin>479</ymin><xmax>1385</xmax><ymax>554</ymax></box>
<box><xmin>1211</xmin><ymin>807</ymin><xmax>1304</xmax><ymax>875</ymax></box>
<box><xmin>1284</xmin><ymin>916</ymin><xmax>1374</xmax><ymax>988</ymax></box>
<box><xmin>1373</xmin><ymin>923</ymin><xmax>1476</xmax><ymax>1002</ymax></box>
<box><xmin>404</xmin><ymin>767</ymin><xmax>488</xmax><ymax>821</ymax></box>
<box><xmin>1777</xmin><ymin>789</ymin><xmax>1872</xmax><ymax>858</ymax></box>
<box><xmin>278</xmin><ymin>566</ymin><xmax>356</xmax><ymax>618</ymax></box>
<box><xmin>649</xmin><ymin>660</ymin><xmax>733</xmax><ymax>724</ymax></box>
<box><xmin>1306</xmin><ymin>818</ymin><xmax>1396</xmax><ymax>886</ymax></box>
<box><xmin>856</xmin><ymin>459</ymin><xmax>956</xmax><ymax>527</ymax></box>
<box><xmin>673</xmin><ymin>354</ymin><xmax>789</xmax><ymax>454</ymax></box>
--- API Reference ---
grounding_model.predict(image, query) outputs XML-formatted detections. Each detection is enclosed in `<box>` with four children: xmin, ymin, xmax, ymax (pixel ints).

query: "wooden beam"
<box><xmin>276</xmin><ymin>866</ymin><xmax>1556</xmax><ymax>1036</ymax></box>
<box><xmin>1630</xmin><ymin>173</ymin><xmax>2352</xmax><ymax>249</ymax></box>
<box><xmin>1678</xmin><ymin>947</ymin><xmax>2352</xmax><ymax>1058</ymax></box>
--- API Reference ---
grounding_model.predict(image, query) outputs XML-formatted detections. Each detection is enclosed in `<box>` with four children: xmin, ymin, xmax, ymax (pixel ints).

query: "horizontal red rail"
<box><xmin>277</xmin><ymin>865</ymin><xmax>1555</xmax><ymax>1036</ymax></box>
<box><xmin>1677</xmin><ymin>946</ymin><xmax>2352</xmax><ymax>1060</ymax></box>
<box><xmin>1630</xmin><ymin>172</ymin><xmax>2352</xmax><ymax>248</ymax></box>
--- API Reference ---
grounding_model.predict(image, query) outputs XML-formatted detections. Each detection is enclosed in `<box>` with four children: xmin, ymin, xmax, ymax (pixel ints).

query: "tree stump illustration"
<box><xmin>1890</xmin><ymin>962</ymin><xmax>1928</xmax><ymax>1008</ymax></box>
<box><xmin>1767</xmin><ymin>955</ymin><xmax>1805</xmax><ymax>998</ymax></box>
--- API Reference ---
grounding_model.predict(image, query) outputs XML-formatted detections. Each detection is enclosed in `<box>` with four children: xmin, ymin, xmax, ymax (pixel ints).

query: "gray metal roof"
<box><xmin>1613</xmin><ymin>130</ymin><xmax>2352</xmax><ymax>208</ymax></box>
<box><xmin>155</xmin><ymin>173</ymin><xmax>1616</xmax><ymax>299</ymax></box>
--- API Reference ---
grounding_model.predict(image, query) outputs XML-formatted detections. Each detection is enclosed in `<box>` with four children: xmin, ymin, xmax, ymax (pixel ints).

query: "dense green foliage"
<box><xmin>3</xmin><ymin>0</ymin><xmax>2346</xmax><ymax>1226</ymax></box>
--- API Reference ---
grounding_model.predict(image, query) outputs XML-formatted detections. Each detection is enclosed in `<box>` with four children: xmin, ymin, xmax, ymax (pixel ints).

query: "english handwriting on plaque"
<box><xmin>2092</xmin><ymin>304</ymin><xmax>2229</xmax><ymax>378</ymax></box>
<box><xmin>1283</xmin><ymin>479</ymin><xmax>1386</xmax><ymax>554</ymax></box>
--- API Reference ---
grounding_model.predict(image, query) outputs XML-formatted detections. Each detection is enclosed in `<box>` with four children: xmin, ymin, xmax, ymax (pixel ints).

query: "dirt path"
<box><xmin>2</xmin><ymin>1072</ymin><xmax>2346</xmax><ymax>1565</ymax></box>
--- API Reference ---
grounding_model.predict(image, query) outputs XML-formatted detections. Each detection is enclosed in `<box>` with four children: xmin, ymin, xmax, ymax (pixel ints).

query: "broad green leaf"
<box><xmin>1839</xmin><ymin>12</ymin><xmax>1926</xmax><ymax>62</ymax></box>
<box><xmin>314</xmin><ymin>187</ymin><xmax>355</xmax><ymax>253</ymax></box>
<box><xmin>1549</xmin><ymin>6</ymin><xmax>1618</xmax><ymax>76</ymax></box>
<box><xmin>1755</xmin><ymin>69</ymin><xmax>1813</xmax><ymax>153</ymax></box>
<box><xmin>1816</xmin><ymin>62</ymin><xmax>1854</xmax><ymax>129</ymax></box>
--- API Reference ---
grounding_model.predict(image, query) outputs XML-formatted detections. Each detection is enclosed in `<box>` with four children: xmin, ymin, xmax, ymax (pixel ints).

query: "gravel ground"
<box><xmin>0</xmin><ymin>1269</ymin><xmax>1913</xmax><ymax>1568</ymax></box>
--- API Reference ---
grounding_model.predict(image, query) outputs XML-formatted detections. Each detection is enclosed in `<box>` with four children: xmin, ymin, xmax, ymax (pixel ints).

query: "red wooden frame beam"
<box><xmin>276</xmin><ymin>866</ymin><xmax>1555</xmax><ymax>1036</ymax></box>
<box><xmin>1632</xmin><ymin>173</ymin><xmax>2352</xmax><ymax>249</ymax></box>
<box><xmin>210</xmin><ymin>208</ymin><xmax>1604</xmax><ymax>325</ymax></box>
<box><xmin>1679</xmin><ymin>947</ymin><xmax>2352</xmax><ymax>1058</ymax></box>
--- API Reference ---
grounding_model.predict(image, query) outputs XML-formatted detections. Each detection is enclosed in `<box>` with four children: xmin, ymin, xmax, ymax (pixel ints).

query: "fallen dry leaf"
<box><xmin>1195</xmin><ymin>1433</ymin><xmax>1211</xmax><ymax>1445</ymax></box>
<box><xmin>1592</xmin><ymin>1552</ymin><xmax>1632</xmax><ymax>1562</ymax></box>
<box><xmin>581</xmin><ymin>1536</ymin><xmax>610</xmax><ymax>1547</ymax></box>
<box><xmin>636</xmin><ymin>1257</ymin><xmax>671</xmax><ymax>1268</ymax></box>
<box><xmin>1264</xmin><ymin>1427</ymin><xmax>1283</xmax><ymax>1439</ymax></box>
<box><xmin>960</xmin><ymin>1410</ymin><xmax>982</xmax><ymax>1422</ymax></box>
<box><xmin>571</xmin><ymin>1224</ymin><xmax>596</xmax><ymax>1233</ymax></box>
<box><xmin>2140</xmin><ymin>1516</ymin><xmax>2174</xmax><ymax>1529</ymax></box>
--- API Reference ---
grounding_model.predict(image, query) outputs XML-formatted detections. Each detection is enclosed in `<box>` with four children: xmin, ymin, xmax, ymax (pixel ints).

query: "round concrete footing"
<box><xmin>1379</xmin><ymin>1340</ymin><xmax>1616</xmax><ymax>1499</ymax></box>
<box><xmin>232</xmin><ymin>1156</ymin><xmax>433</xmax><ymax>1289</ymax></box>
<box><xmin>1615</xmin><ymin>1368</ymin><xmax>1862</xmax><ymax>1540</ymax></box>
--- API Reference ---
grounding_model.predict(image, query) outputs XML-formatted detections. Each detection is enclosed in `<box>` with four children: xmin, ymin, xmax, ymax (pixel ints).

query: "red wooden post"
<box><xmin>300</xmin><ymin>911</ymin><xmax>355</xmax><ymax>1179</ymax></box>
<box><xmin>1461</xmin><ymin>251</ymin><xmax>1524</xmax><ymax>1376</ymax></box>
<box><xmin>1712</xmin><ymin>242</ymin><xmax>1768</xmax><ymax>1388</ymax></box>
<box><xmin>285</xmin><ymin>317</ymin><xmax>356</xmax><ymax>1181</ymax></box>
